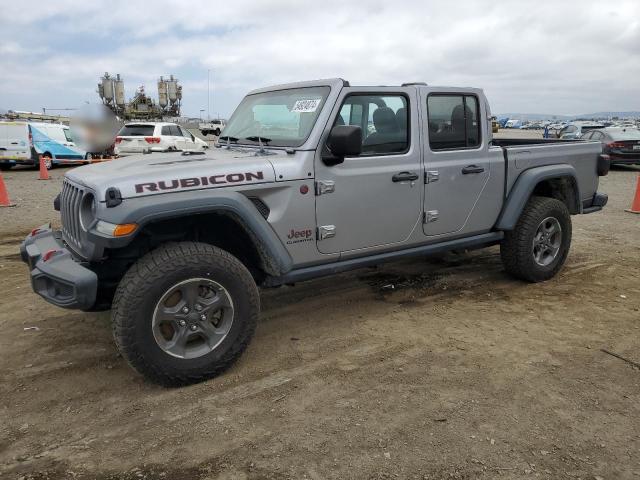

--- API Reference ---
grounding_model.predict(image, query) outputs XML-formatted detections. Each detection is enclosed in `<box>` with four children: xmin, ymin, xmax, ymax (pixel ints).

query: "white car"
<box><xmin>115</xmin><ymin>122</ymin><xmax>208</xmax><ymax>155</ymax></box>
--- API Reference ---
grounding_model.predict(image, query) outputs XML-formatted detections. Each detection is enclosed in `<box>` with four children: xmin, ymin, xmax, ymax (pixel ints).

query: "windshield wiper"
<box><xmin>244</xmin><ymin>136</ymin><xmax>272</xmax><ymax>144</ymax></box>
<box><xmin>219</xmin><ymin>135</ymin><xmax>239</xmax><ymax>150</ymax></box>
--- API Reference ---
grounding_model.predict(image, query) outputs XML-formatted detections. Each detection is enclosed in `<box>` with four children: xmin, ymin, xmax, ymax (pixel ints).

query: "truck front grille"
<box><xmin>60</xmin><ymin>179</ymin><xmax>85</xmax><ymax>250</ymax></box>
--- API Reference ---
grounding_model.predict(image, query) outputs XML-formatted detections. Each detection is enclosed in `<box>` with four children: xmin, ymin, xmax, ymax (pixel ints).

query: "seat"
<box><xmin>364</xmin><ymin>107</ymin><xmax>406</xmax><ymax>153</ymax></box>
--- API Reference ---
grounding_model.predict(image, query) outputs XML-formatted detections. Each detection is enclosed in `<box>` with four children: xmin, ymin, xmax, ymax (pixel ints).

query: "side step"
<box><xmin>264</xmin><ymin>231</ymin><xmax>504</xmax><ymax>286</ymax></box>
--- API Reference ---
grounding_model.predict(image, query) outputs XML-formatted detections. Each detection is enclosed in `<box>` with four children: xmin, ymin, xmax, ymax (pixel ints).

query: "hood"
<box><xmin>65</xmin><ymin>147</ymin><xmax>279</xmax><ymax>201</ymax></box>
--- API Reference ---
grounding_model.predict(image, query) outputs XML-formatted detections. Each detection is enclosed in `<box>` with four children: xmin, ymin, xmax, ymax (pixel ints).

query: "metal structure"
<box><xmin>97</xmin><ymin>72</ymin><xmax>182</xmax><ymax>120</ymax></box>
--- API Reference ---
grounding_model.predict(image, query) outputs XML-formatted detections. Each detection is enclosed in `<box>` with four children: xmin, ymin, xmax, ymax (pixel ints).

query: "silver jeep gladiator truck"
<box><xmin>21</xmin><ymin>78</ymin><xmax>610</xmax><ymax>386</ymax></box>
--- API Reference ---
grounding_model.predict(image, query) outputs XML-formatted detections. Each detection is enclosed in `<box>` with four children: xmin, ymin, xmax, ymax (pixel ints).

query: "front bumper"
<box><xmin>20</xmin><ymin>225</ymin><xmax>97</xmax><ymax>310</ymax></box>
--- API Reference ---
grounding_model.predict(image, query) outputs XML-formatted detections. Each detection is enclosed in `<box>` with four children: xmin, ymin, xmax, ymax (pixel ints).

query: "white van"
<box><xmin>0</xmin><ymin>121</ymin><xmax>90</xmax><ymax>170</ymax></box>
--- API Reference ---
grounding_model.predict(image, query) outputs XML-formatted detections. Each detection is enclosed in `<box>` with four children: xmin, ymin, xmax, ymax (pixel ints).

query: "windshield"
<box><xmin>223</xmin><ymin>86</ymin><xmax>330</xmax><ymax>147</ymax></box>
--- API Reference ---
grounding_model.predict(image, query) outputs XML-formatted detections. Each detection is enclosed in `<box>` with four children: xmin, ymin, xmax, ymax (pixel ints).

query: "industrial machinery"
<box><xmin>97</xmin><ymin>72</ymin><xmax>182</xmax><ymax>120</ymax></box>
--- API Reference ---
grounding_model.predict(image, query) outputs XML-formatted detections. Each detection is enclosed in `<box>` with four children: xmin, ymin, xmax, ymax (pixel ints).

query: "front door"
<box><xmin>422</xmin><ymin>93</ymin><xmax>493</xmax><ymax>236</ymax></box>
<box><xmin>315</xmin><ymin>88</ymin><xmax>423</xmax><ymax>254</ymax></box>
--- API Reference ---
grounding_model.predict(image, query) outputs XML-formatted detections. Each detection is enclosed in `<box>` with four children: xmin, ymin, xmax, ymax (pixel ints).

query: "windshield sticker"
<box><xmin>291</xmin><ymin>99</ymin><xmax>322</xmax><ymax>113</ymax></box>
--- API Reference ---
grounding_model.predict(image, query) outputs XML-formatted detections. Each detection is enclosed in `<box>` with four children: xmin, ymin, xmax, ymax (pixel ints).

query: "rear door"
<box><xmin>314</xmin><ymin>87</ymin><xmax>423</xmax><ymax>254</ymax></box>
<box><xmin>422</xmin><ymin>91</ymin><xmax>502</xmax><ymax>237</ymax></box>
<box><xmin>1</xmin><ymin>123</ymin><xmax>30</xmax><ymax>160</ymax></box>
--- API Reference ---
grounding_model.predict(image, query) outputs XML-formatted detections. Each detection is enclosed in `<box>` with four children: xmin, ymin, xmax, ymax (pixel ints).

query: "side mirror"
<box><xmin>323</xmin><ymin>125</ymin><xmax>362</xmax><ymax>166</ymax></box>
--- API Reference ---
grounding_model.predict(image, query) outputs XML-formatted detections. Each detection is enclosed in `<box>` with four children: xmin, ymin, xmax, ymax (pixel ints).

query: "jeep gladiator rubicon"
<box><xmin>21</xmin><ymin>79</ymin><xmax>610</xmax><ymax>386</ymax></box>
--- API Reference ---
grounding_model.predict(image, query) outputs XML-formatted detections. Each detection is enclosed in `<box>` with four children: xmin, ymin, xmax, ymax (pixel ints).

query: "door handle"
<box><xmin>392</xmin><ymin>171</ymin><xmax>419</xmax><ymax>182</ymax></box>
<box><xmin>462</xmin><ymin>165</ymin><xmax>485</xmax><ymax>174</ymax></box>
<box><xmin>10</xmin><ymin>142</ymin><xmax>19</xmax><ymax>145</ymax></box>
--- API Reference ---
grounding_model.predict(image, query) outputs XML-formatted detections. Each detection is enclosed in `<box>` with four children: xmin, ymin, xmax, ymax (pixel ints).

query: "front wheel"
<box><xmin>111</xmin><ymin>242</ymin><xmax>260</xmax><ymax>386</ymax></box>
<box><xmin>500</xmin><ymin>196</ymin><xmax>572</xmax><ymax>282</ymax></box>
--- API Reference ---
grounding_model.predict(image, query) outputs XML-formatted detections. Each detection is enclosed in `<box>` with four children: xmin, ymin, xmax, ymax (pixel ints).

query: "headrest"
<box><xmin>373</xmin><ymin>107</ymin><xmax>398</xmax><ymax>133</ymax></box>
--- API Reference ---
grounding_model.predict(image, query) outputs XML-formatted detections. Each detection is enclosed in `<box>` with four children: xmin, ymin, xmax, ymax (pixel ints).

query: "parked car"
<box><xmin>0</xmin><ymin>121</ymin><xmax>91</xmax><ymax>170</ymax></box>
<box><xmin>199</xmin><ymin>119</ymin><xmax>226</xmax><ymax>136</ymax></box>
<box><xmin>114</xmin><ymin>122</ymin><xmax>207</xmax><ymax>155</ymax></box>
<box><xmin>557</xmin><ymin>122</ymin><xmax>604</xmax><ymax>139</ymax></box>
<box><xmin>21</xmin><ymin>78</ymin><xmax>609</xmax><ymax>386</ymax></box>
<box><xmin>582</xmin><ymin>127</ymin><xmax>640</xmax><ymax>165</ymax></box>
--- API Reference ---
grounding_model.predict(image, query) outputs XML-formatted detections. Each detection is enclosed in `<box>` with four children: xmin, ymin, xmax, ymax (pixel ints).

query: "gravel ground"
<box><xmin>1</xmin><ymin>135</ymin><xmax>639</xmax><ymax>479</ymax></box>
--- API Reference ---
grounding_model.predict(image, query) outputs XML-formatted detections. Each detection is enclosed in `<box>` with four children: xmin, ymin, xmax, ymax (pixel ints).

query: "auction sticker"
<box><xmin>292</xmin><ymin>99</ymin><xmax>322</xmax><ymax>113</ymax></box>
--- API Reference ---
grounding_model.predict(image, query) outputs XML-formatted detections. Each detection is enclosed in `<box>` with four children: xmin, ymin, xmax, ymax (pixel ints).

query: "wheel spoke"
<box><xmin>179</xmin><ymin>283</ymin><xmax>200</xmax><ymax>307</ymax></box>
<box><xmin>198</xmin><ymin>291</ymin><xmax>230</xmax><ymax>314</ymax></box>
<box><xmin>199</xmin><ymin>319</ymin><xmax>229</xmax><ymax>348</ymax></box>
<box><xmin>164</xmin><ymin>325</ymin><xmax>190</xmax><ymax>357</ymax></box>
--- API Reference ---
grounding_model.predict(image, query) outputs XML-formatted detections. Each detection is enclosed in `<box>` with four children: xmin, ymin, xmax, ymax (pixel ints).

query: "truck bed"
<box><xmin>493</xmin><ymin>138</ymin><xmax>602</xmax><ymax>209</ymax></box>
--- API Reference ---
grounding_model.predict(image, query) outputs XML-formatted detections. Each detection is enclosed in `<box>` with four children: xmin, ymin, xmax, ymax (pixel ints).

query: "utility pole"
<box><xmin>207</xmin><ymin>69</ymin><xmax>210</xmax><ymax>121</ymax></box>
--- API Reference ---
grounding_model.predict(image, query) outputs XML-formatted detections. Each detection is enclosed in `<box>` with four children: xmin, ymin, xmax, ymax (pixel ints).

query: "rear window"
<box><xmin>118</xmin><ymin>124</ymin><xmax>155</xmax><ymax>136</ymax></box>
<box><xmin>609</xmin><ymin>129</ymin><xmax>640</xmax><ymax>140</ymax></box>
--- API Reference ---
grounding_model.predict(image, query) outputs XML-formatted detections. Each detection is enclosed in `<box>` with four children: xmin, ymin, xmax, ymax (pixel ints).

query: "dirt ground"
<box><xmin>1</xmin><ymin>149</ymin><xmax>639</xmax><ymax>479</ymax></box>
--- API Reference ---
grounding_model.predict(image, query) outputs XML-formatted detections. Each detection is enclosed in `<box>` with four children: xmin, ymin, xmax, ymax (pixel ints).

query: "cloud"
<box><xmin>0</xmin><ymin>0</ymin><xmax>638</xmax><ymax>117</ymax></box>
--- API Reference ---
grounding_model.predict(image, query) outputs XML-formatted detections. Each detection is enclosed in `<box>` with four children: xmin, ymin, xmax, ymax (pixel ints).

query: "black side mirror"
<box><xmin>323</xmin><ymin>125</ymin><xmax>362</xmax><ymax>166</ymax></box>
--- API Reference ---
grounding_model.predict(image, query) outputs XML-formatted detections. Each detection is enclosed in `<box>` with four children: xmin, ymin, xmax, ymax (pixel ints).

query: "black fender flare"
<box><xmin>95</xmin><ymin>190</ymin><xmax>293</xmax><ymax>275</ymax></box>
<box><xmin>495</xmin><ymin>164</ymin><xmax>581</xmax><ymax>230</ymax></box>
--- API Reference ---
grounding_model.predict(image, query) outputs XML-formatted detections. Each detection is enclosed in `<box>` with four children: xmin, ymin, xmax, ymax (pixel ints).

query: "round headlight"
<box><xmin>79</xmin><ymin>192</ymin><xmax>96</xmax><ymax>231</ymax></box>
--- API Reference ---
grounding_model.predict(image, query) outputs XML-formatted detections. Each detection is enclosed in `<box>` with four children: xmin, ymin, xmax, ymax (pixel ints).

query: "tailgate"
<box><xmin>117</xmin><ymin>137</ymin><xmax>149</xmax><ymax>152</ymax></box>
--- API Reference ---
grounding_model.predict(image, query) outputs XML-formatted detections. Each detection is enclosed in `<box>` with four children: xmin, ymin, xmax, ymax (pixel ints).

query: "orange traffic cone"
<box><xmin>38</xmin><ymin>156</ymin><xmax>50</xmax><ymax>180</ymax></box>
<box><xmin>626</xmin><ymin>175</ymin><xmax>640</xmax><ymax>214</ymax></box>
<box><xmin>0</xmin><ymin>173</ymin><xmax>15</xmax><ymax>207</ymax></box>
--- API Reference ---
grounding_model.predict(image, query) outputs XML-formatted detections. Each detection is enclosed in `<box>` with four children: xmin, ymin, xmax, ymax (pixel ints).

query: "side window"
<box><xmin>179</xmin><ymin>126</ymin><xmax>191</xmax><ymax>138</ymax></box>
<box><xmin>169</xmin><ymin>125</ymin><xmax>181</xmax><ymax>136</ymax></box>
<box><xmin>333</xmin><ymin>94</ymin><xmax>409</xmax><ymax>155</ymax></box>
<box><xmin>161</xmin><ymin>125</ymin><xmax>172</xmax><ymax>136</ymax></box>
<box><xmin>63</xmin><ymin>129</ymin><xmax>74</xmax><ymax>142</ymax></box>
<box><xmin>427</xmin><ymin>94</ymin><xmax>481</xmax><ymax>150</ymax></box>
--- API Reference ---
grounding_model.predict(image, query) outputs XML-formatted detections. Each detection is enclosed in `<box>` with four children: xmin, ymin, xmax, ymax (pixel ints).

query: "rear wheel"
<box><xmin>84</xmin><ymin>153</ymin><xmax>93</xmax><ymax>163</ymax></box>
<box><xmin>112</xmin><ymin>242</ymin><xmax>260</xmax><ymax>386</ymax></box>
<box><xmin>500</xmin><ymin>196</ymin><xmax>572</xmax><ymax>282</ymax></box>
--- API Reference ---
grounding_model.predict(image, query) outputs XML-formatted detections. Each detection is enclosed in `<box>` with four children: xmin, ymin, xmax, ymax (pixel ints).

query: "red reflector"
<box><xmin>145</xmin><ymin>137</ymin><xmax>161</xmax><ymax>144</ymax></box>
<box><xmin>607</xmin><ymin>142</ymin><xmax>626</xmax><ymax>148</ymax></box>
<box><xmin>43</xmin><ymin>249</ymin><xmax>60</xmax><ymax>262</ymax></box>
<box><xmin>300</xmin><ymin>185</ymin><xmax>309</xmax><ymax>194</ymax></box>
<box><xmin>115</xmin><ymin>137</ymin><xmax>122</xmax><ymax>144</ymax></box>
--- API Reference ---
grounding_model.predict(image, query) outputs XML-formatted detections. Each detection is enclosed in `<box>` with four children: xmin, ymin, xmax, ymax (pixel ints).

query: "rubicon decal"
<box><xmin>135</xmin><ymin>171</ymin><xmax>265</xmax><ymax>193</ymax></box>
<box><xmin>286</xmin><ymin>228</ymin><xmax>314</xmax><ymax>245</ymax></box>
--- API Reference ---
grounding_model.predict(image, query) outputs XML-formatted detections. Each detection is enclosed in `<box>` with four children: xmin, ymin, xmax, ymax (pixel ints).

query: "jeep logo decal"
<box><xmin>135</xmin><ymin>171</ymin><xmax>264</xmax><ymax>193</ymax></box>
<box><xmin>286</xmin><ymin>228</ymin><xmax>314</xmax><ymax>245</ymax></box>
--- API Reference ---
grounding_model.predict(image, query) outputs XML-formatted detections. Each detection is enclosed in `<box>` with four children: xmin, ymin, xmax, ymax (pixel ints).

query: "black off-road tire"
<box><xmin>111</xmin><ymin>242</ymin><xmax>260</xmax><ymax>387</ymax></box>
<box><xmin>500</xmin><ymin>196</ymin><xmax>572</xmax><ymax>283</ymax></box>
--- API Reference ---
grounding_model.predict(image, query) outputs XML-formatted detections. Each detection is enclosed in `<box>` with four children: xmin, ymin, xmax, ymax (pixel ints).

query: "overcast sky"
<box><xmin>1</xmin><ymin>0</ymin><xmax>639</xmax><ymax>118</ymax></box>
